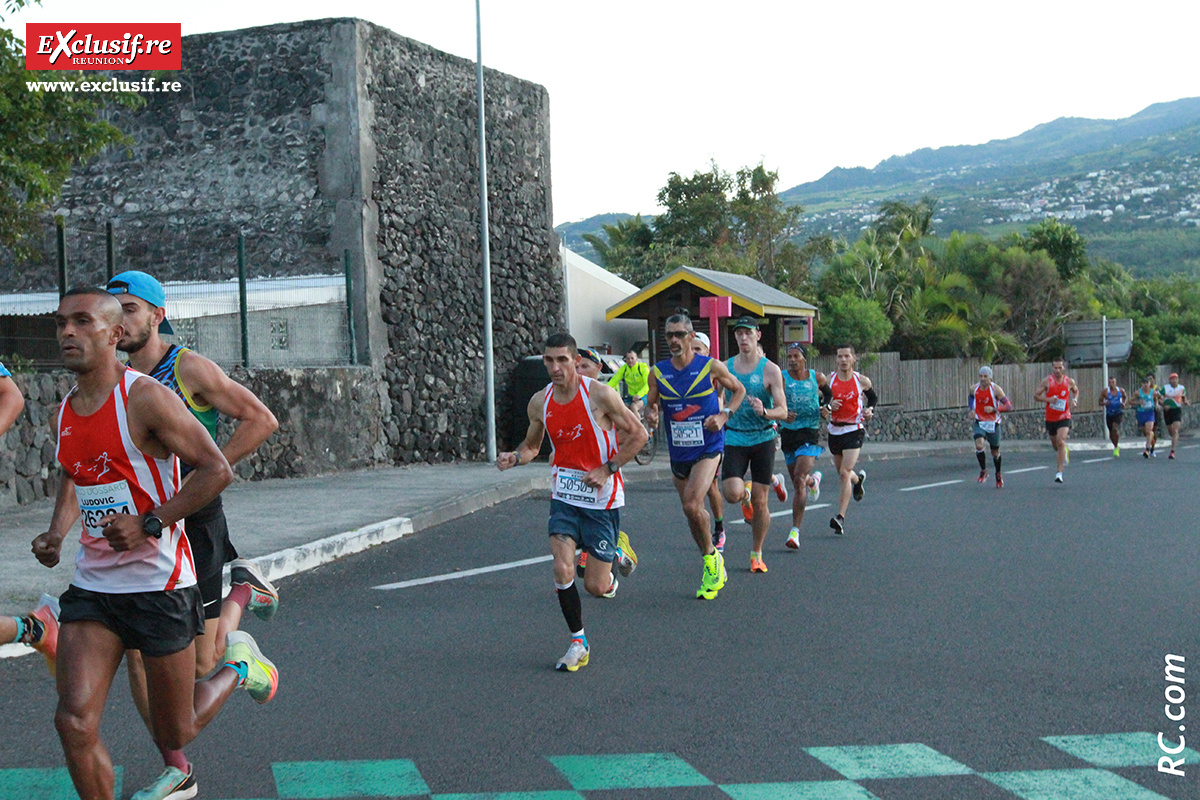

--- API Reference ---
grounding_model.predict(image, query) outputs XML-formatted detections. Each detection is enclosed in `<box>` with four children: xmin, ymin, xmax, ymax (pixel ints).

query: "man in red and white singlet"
<box><xmin>497</xmin><ymin>333</ymin><xmax>647</xmax><ymax>672</ymax></box>
<box><xmin>1033</xmin><ymin>355</ymin><xmax>1079</xmax><ymax>483</ymax></box>
<box><xmin>823</xmin><ymin>345</ymin><xmax>876</xmax><ymax>535</ymax></box>
<box><xmin>968</xmin><ymin>366</ymin><xmax>1012</xmax><ymax>488</ymax></box>
<box><xmin>31</xmin><ymin>289</ymin><xmax>274</xmax><ymax>800</ymax></box>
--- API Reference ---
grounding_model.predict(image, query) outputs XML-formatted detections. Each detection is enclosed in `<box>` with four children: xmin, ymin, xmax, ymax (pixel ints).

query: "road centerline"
<box><xmin>373</xmin><ymin>555</ymin><xmax>553</xmax><ymax>590</ymax></box>
<box><xmin>899</xmin><ymin>479</ymin><xmax>963</xmax><ymax>492</ymax></box>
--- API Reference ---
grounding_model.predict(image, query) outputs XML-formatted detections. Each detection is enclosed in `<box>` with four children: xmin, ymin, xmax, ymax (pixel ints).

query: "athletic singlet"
<box><xmin>1044</xmin><ymin>374</ymin><xmax>1071</xmax><ymax>421</ymax></box>
<box><xmin>1138</xmin><ymin>388</ymin><xmax>1156</xmax><ymax>411</ymax></box>
<box><xmin>1103</xmin><ymin>388</ymin><xmax>1126</xmax><ymax>415</ymax></box>
<box><xmin>971</xmin><ymin>383</ymin><xmax>1001</xmax><ymax>423</ymax></box>
<box><xmin>56</xmin><ymin>368</ymin><xmax>195</xmax><ymax>593</ymax></box>
<box><xmin>829</xmin><ymin>372</ymin><xmax>866</xmax><ymax>435</ymax></box>
<box><xmin>781</xmin><ymin>369</ymin><xmax>820</xmax><ymax>431</ymax></box>
<box><xmin>149</xmin><ymin>344</ymin><xmax>219</xmax><ymax>441</ymax></box>
<box><xmin>0</xmin><ymin>360</ymin><xmax>9</xmax><ymax>377</ymax></box>
<box><xmin>1163</xmin><ymin>384</ymin><xmax>1186</xmax><ymax>409</ymax></box>
<box><xmin>724</xmin><ymin>355</ymin><xmax>776</xmax><ymax>447</ymax></box>
<box><xmin>653</xmin><ymin>354</ymin><xmax>723</xmax><ymax>462</ymax></box>
<box><xmin>542</xmin><ymin>376</ymin><xmax>623</xmax><ymax>510</ymax></box>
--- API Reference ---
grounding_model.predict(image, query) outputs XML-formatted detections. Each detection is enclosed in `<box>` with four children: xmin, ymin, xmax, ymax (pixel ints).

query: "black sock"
<box><xmin>714</xmin><ymin>516</ymin><xmax>724</xmax><ymax>533</ymax></box>
<box><xmin>976</xmin><ymin>451</ymin><xmax>986</xmax><ymax>470</ymax></box>
<box><xmin>557</xmin><ymin>583</ymin><xmax>583</xmax><ymax>634</ymax></box>
<box><xmin>993</xmin><ymin>454</ymin><xmax>1002</xmax><ymax>475</ymax></box>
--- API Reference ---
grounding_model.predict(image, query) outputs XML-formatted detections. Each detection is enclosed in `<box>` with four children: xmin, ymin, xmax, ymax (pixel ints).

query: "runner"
<box><xmin>1033</xmin><ymin>356</ymin><xmax>1079</xmax><ymax>483</ymax></box>
<box><xmin>33</xmin><ymin>288</ymin><xmax>276</xmax><ymax>800</ymax></box>
<box><xmin>1135</xmin><ymin>375</ymin><xmax>1158</xmax><ymax>458</ymax></box>
<box><xmin>1161</xmin><ymin>372</ymin><xmax>1188</xmax><ymax>459</ymax></box>
<box><xmin>690</xmin><ymin>331</ymin><xmax>727</xmax><ymax>551</ymax></box>
<box><xmin>825</xmin><ymin>344</ymin><xmax>875</xmax><ymax>535</ymax></box>
<box><xmin>607</xmin><ymin>349</ymin><xmax>650</xmax><ymax>418</ymax></box>
<box><xmin>969</xmin><ymin>366</ymin><xmax>1012</xmax><ymax>488</ymax></box>
<box><xmin>497</xmin><ymin>333</ymin><xmax>646</xmax><ymax>671</ymax></box>
<box><xmin>779</xmin><ymin>343</ymin><xmax>825</xmax><ymax>549</ymax></box>
<box><xmin>645</xmin><ymin>314</ymin><xmax>744</xmax><ymax>599</ymax></box>
<box><xmin>0</xmin><ymin>358</ymin><xmax>22</xmax><ymax>436</ymax></box>
<box><xmin>1099</xmin><ymin>376</ymin><xmax>1127</xmax><ymax>457</ymax></box>
<box><xmin>720</xmin><ymin>316</ymin><xmax>788</xmax><ymax>574</ymax></box>
<box><xmin>106</xmin><ymin>270</ymin><xmax>280</xmax><ymax>800</ymax></box>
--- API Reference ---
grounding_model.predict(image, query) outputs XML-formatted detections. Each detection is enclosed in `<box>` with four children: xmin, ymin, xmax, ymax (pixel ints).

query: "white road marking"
<box><xmin>1006</xmin><ymin>466</ymin><xmax>1049</xmax><ymax>474</ymax></box>
<box><xmin>729</xmin><ymin>504</ymin><xmax>829</xmax><ymax>524</ymax></box>
<box><xmin>1082</xmin><ymin>457</ymin><xmax>1111</xmax><ymax>463</ymax></box>
<box><xmin>373</xmin><ymin>555</ymin><xmax>553</xmax><ymax>590</ymax></box>
<box><xmin>1183</xmin><ymin>444</ymin><xmax>1200</xmax><ymax>449</ymax></box>
<box><xmin>899</xmin><ymin>479</ymin><xmax>963</xmax><ymax>492</ymax></box>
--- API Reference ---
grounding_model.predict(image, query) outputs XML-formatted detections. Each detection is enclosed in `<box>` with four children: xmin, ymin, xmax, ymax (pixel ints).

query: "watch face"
<box><xmin>144</xmin><ymin>515</ymin><xmax>163</xmax><ymax>537</ymax></box>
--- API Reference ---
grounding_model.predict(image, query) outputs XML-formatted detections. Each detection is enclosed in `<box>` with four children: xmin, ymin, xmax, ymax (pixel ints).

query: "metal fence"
<box><xmin>810</xmin><ymin>353</ymin><xmax>1192</xmax><ymax>412</ymax></box>
<box><xmin>0</xmin><ymin>220</ymin><xmax>357</xmax><ymax>370</ymax></box>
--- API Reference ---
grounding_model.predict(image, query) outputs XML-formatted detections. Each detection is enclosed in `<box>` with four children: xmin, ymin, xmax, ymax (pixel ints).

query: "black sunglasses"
<box><xmin>664</xmin><ymin>330</ymin><xmax>689</xmax><ymax>339</ymax></box>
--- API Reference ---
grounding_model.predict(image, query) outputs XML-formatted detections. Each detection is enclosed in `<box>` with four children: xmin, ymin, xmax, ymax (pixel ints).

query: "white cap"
<box><xmin>694</xmin><ymin>332</ymin><xmax>710</xmax><ymax>348</ymax></box>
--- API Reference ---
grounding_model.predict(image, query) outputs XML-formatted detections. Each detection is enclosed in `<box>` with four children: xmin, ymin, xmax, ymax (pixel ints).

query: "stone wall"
<box><xmin>0</xmin><ymin>367</ymin><xmax>390</xmax><ymax>510</ymax></box>
<box><xmin>868</xmin><ymin>405</ymin><xmax>1200</xmax><ymax>443</ymax></box>
<box><xmin>361</xmin><ymin>21</ymin><xmax>563</xmax><ymax>460</ymax></box>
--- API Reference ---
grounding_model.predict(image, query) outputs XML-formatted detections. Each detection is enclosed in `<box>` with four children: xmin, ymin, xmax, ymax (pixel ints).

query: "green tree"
<box><xmin>1014</xmin><ymin>218</ymin><xmax>1089</xmax><ymax>281</ymax></box>
<box><xmin>654</xmin><ymin>163</ymin><xmax>733</xmax><ymax>249</ymax></box>
<box><xmin>729</xmin><ymin>162</ymin><xmax>804</xmax><ymax>287</ymax></box>
<box><xmin>813</xmin><ymin>293</ymin><xmax>893</xmax><ymax>354</ymax></box>
<box><xmin>0</xmin><ymin>0</ymin><xmax>140</xmax><ymax>257</ymax></box>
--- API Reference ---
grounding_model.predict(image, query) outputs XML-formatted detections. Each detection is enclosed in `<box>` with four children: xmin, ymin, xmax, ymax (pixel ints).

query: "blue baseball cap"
<box><xmin>106</xmin><ymin>270</ymin><xmax>174</xmax><ymax>334</ymax></box>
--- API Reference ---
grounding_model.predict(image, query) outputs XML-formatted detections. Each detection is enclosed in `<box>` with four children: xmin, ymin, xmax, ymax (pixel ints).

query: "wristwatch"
<box><xmin>606</xmin><ymin>459</ymin><xmax>619</xmax><ymax>474</ymax></box>
<box><xmin>143</xmin><ymin>513</ymin><xmax>164</xmax><ymax>539</ymax></box>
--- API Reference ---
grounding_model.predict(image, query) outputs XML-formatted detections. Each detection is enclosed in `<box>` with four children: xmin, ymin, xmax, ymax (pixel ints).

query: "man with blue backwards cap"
<box><xmin>106</xmin><ymin>270</ymin><xmax>279</xmax><ymax>800</ymax></box>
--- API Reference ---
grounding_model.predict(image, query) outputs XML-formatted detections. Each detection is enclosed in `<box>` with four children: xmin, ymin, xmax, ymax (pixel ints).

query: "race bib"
<box><xmin>1049</xmin><ymin>397</ymin><xmax>1067</xmax><ymax>411</ymax></box>
<box><xmin>670</xmin><ymin>419</ymin><xmax>704</xmax><ymax>448</ymax></box>
<box><xmin>977</xmin><ymin>420</ymin><xmax>996</xmax><ymax>433</ymax></box>
<box><xmin>553</xmin><ymin>467</ymin><xmax>599</xmax><ymax>506</ymax></box>
<box><xmin>76</xmin><ymin>480</ymin><xmax>137</xmax><ymax>539</ymax></box>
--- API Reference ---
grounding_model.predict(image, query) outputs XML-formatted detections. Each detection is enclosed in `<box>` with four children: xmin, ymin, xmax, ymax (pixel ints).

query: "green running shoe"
<box><xmin>616</xmin><ymin>531</ymin><xmax>638</xmax><ymax>576</ymax></box>
<box><xmin>697</xmin><ymin>550</ymin><xmax>727</xmax><ymax>600</ymax></box>
<box><xmin>224</xmin><ymin>631</ymin><xmax>279</xmax><ymax>704</ymax></box>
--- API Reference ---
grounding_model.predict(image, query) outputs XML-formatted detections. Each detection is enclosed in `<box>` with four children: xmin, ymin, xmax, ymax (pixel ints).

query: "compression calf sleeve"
<box><xmin>976</xmin><ymin>451</ymin><xmax>987</xmax><ymax>470</ymax></box>
<box><xmin>556</xmin><ymin>580</ymin><xmax>583</xmax><ymax>634</ymax></box>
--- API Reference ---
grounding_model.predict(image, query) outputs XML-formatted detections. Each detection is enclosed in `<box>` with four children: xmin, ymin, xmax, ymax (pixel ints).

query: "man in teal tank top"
<box><xmin>779</xmin><ymin>343</ymin><xmax>827</xmax><ymax>549</ymax></box>
<box><xmin>108</xmin><ymin>270</ymin><xmax>280</xmax><ymax>800</ymax></box>
<box><xmin>720</xmin><ymin>316</ymin><xmax>788</xmax><ymax>574</ymax></box>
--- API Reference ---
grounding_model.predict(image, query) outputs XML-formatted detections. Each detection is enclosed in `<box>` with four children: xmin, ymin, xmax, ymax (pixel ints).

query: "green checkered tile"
<box><xmin>720</xmin><ymin>780</ymin><xmax>881</xmax><ymax>799</ymax></box>
<box><xmin>0</xmin><ymin>766</ymin><xmax>122</xmax><ymax>800</ymax></box>
<box><xmin>1042</xmin><ymin>732</ymin><xmax>1200</xmax><ymax>768</ymax></box>
<box><xmin>982</xmin><ymin>768</ymin><xmax>1174</xmax><ymax>799</ymax></box>
<box><xmin>433</xmin><ymin>793</ymin><xmax>584</xmax><ymax>800</ymax></box>
<box><xmin>547</xmin><ymin>752</ymin><xmax>712</xmax><ymax>790</ymax></box>
<box><xmin>272</xmin><ymin>759</ymin><xmax>429</xmax><ymax>798</ymax></box>
<box><xmin>804</xmin><ymin>743</ymin><xmax>974</xmax><ymax>780</ymax></box>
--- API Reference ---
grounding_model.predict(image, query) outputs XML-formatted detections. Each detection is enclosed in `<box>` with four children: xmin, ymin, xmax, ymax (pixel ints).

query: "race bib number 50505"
<box><xmin>553</xmin><ymin>467</ymin><xmax>599</xmax><ymax>506</ymax></box>
<box><xmin>76</xmin><ymin>480</ymin><xmax>137</xmax><ymax>538</ymax></box>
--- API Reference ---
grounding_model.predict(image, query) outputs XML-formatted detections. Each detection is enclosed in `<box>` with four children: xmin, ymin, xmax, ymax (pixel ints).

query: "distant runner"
<box><xmin>497</xmin><ymin>333</ymin><xmax>646</xmax><ymax>672</ymax></box>
<box><xmin>645</xmin><ymin>314</ymin><xmax>745</xmax><ymax>599</ymax></box>
<box><xmin>779</xmin><ymin>343</ymin><xmax>825</xmax><ymax>549</ymax></box>
<box><xmin>691</xmin><ymin>332</ymin><xmax>727</xmax><ymax>551</ymax></box>
<box><xmin>720</xmin><ymin>316</ymin><xmax>788</xmax><ymax>574</ymax></box>
<box><xmin>1161</xmin><ymin>372</ymin><xmax>1188</xmax><ymax>459</ymax></box>
<box><xmin>1135</xmin><ymin>375</ymin><xmax>1158</xmax><ymax>458</ymax></box>
<box><xmin>1099</xmin><ymin>376</ymin><xmax>1127</xmax><ymax>457</ymax></box>
<box><xmin>969</xmin><ymin>366</ymin><xmax>1012</xmax><ymax>488</ymax></box>
<box><xmin>607</xmin><ymin>349</ymin><xmax>650</xmax><ymax>419</ymax></box>
<box><xmin>825</xmin><ymin>345</ymin><xmax>875</xmax><ymax>535</ymax></box>
<box><xmin>1034</xmin><ymin>356</ymin><xmax>1078</xmax><ymax>483</ymax></box>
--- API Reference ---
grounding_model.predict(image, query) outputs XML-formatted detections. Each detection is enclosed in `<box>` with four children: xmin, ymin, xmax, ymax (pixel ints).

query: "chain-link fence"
<box><xmin>0</xmin><ymin>219</ymin><xmax>357</xmax><ymax>370</ymax></box>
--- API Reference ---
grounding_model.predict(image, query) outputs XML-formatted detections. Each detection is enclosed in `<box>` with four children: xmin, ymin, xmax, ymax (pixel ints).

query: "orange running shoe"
<box><xmin>750</xmin><ymin>555</ymin><xmax>768</xmax><ymax>573</ymax></box>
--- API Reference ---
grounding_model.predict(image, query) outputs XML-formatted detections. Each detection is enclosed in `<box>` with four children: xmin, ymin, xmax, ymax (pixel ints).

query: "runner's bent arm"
<box><xmin>497</xmin><ymin>390</ymin><xmax>546</xmax><ymax>470</ymax></box>
<box><xmin>99</xmin><ymin>380</ymin><xmax>233</xmax><ymax>549</ymax></box>
<box><xmin>709</xmin><ymin>360</ymin><xmax>745</xmax><ymax>431</ymax></box>
<box><xmin>32</xmin><ymin>417</ymin><xmax>81</xmax><ymax>567</ymax></box>
<box><xmin>644</xmin><ymin>371</ymin><xmax>660</xmax><ymax>427</ymax></box>
<box><xmin>760</xmin><ymin>362</ymin><xmax>788</xmax><ymax>421</ymax></box>
<box><xmin>583</xmin><ymin>383</ymin><xmax>647</xmax><ymax>487</ymax></box>
<box><xmin>177</xmin><ymin>350</ymin><xmax>278</xmax><ymax>467</ymax></box>
<box><xmin>1033</xmin><ymin>378</ymin><xmax>1050</xmax><ymax>404</ymax></box>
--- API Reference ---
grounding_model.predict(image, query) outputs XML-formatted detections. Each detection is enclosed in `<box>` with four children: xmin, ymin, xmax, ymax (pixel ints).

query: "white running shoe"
<box><xmin>131</xmin><ymin>765</ymin><xmax>197</xmax><ymax>800</ymax></box>
<box><xmin>808</xmin><ymin>471</ymin><xmax>822</xmax><ymax>502</ymax></box>
<box><xmin>1054</xmin><ymin>472</ymin><xmax>1064</xmax><ymax>483</ymax></box>
<box><xmin>772</xmin><ymin>473</ymin><xmax>788</xmax><ymax>503</ymax></box>
<box><xmin>785</xmin><ymin>528</ymin><xmax>800</xmax><ymax>549</ymax></box>
<box><xmin>556</xmin><ymin>639</ymin><xmax>589</xmax><ymax>672</ymax></box>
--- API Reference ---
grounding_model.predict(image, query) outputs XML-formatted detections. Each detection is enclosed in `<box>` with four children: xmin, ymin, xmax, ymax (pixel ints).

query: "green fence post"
<box><xmin>238</xmin><ymin>235</ymin><xmax>249</xmax><ymax>369</ymax></box>
<box><xmin>344</xmin><ymin>248</ymin><xmax>357</xmax><ymax>365</ymax></box>
<box><xmin>105</xmin><ymin>221</ymin><xmax>116</xmax><ymax>281</ymax></box>
<box><xmin>56</xmin><ymin>218</ymin><xmax>67</xmax><ymax>299</ymax></box>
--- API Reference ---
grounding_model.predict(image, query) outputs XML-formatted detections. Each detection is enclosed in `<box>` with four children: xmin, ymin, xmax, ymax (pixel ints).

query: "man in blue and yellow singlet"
<box><xmin>107</xmin><ymin>271</ymin><xmax>280</xmax><ymax>800</ymax></box>
<box><xmin>720</xmin><ymin>316</ymin><xmax>789</xmax><ymax>574</ymax></box>
<box><xmin>646</xmin><ymin>313</ymin><xmax>745</xmax><ymax>600</ymax></box>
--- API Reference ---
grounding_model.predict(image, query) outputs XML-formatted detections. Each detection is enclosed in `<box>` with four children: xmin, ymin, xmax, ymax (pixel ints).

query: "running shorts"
<box><xmin>548</xmin><ymin>499</ymin><xmax>619</xmax><ymax>562</ymax></box>
<box><xmin>1105</xmin><ymin>413</ymin><xmax>1124</xmax><ymax>429</ymax></box>
<box><xmin>1137</xmin><ymin>409</ymin><xmax>1156</xmax><ymax>427</ymax></box>
<box><xmin>780</xmin><ymin>427</ymin><xmax>822</xmax><ymax>465</ymax></box>
<box><xmin>187</xmin><ymin>495</ymin><xmax>237</xmax><ymax>583</ymax></box>
<box><xmin>670</xmin><ymin>452</ymin><xmax>721</xmax><ymax>482</ymax></box>
<box><xmin>827</xmin><ymin>428</ymin><xmax>866</xmax><ymax>455</ymax></box>
<box><xmin>972</xmin><ymin>422</ymin><xmax>1001</xmax><ymax>449</ymax></box>
<box><xmin>59</xmin><ymin>584</ymin><xmax>204</xmax><ymax>657</ymax></box>
<box><xmin>1164</xmin><ymin>407</ymin><xmax>1182</xmax><ymax>426</ymax></box>
<box><xmin>721</xmin><ymin>440</ymin><xmax>776</xmax><ymax>484</ymax></box>
<box><xmin>1045</xmin><ymin>419</ymin><xmax>1071</xmax><ymax>436</ymax></box>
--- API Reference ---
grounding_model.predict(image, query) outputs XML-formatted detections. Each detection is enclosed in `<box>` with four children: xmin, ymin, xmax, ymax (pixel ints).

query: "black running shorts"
<box><xmin>827</xmin><ymin>428</ymin><xmax>866</xmax><ymax>455</ymax></box>
<box><xmin>1045</xmin><ymin>419</ymin><xmax>1071</xmax><ymax>436</ymax></box>
<box><xmin>59</xmin><ymin>584</ymin><xmax>204</xmax><ymax>657</ymax></box>
<box><xmin>721</xmin><ymin>440</ymin><xmax>776</xmax><ymax>484</ymax></box>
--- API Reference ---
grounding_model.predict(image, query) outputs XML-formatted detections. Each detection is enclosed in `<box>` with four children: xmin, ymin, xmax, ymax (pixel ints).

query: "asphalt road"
<box><xmin>3</xmin><ymin>446</ymin><xmax>1199</xmax><ymax>799</ymax></box>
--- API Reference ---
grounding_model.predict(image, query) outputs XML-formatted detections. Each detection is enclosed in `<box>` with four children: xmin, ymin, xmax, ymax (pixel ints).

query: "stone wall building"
<box><xmin>7</xmin><ymin>17</ymin><xmax>563</xmax><ymax>467</ymax></box>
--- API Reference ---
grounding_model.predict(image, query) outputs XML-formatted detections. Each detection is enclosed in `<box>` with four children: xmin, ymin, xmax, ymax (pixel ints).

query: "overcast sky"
<box><xmin>10</xmin><ymin>1</ymin><xmax>1200</xmax><ymax>224</ymax></box>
